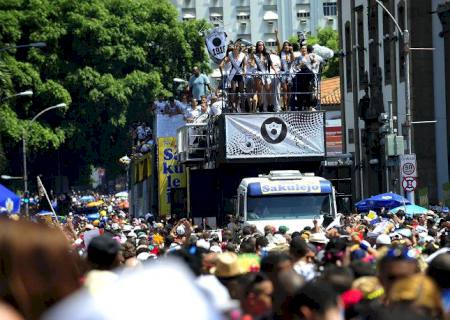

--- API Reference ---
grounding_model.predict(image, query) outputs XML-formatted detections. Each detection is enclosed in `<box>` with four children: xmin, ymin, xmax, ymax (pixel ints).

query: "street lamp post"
<box><xmin>0</xmin><ymin>90</ymin><xmax>33</xmax><ymax>102</ymax></box>
<box><xmin>22</xmin><ymin>102</ymin><xmax>66</xmax><ymax>216</ymax></box>
<box><xmin>0</xmin><ymin>42</ymin><xmax>46</xmax><ymax>52</ymax></box>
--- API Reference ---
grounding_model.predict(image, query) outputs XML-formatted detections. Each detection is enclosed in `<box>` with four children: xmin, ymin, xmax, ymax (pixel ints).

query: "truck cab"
<box><xmin>237</xmin><ymin>170</ymin><xmax>337</xmax><ymax>232</ymax></box>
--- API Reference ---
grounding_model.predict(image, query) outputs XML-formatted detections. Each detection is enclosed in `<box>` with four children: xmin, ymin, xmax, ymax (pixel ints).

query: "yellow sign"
<box><xmin>131</xmin><ymin>153</ymin><xmax>152</xmax><ymax>184</ymax></box>
<box><xmin>158</xmin><ymin>137</ymin><xmax>186</xmax><ymax>216</ymax></box>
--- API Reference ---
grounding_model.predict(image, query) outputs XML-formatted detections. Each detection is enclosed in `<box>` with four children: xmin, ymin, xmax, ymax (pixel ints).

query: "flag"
<box><xmin>37</xmin><ymin>176</ymin><xmax>58</xmax><ymax>221</ymax></box>
<box><xmin>204</xmin><ymin>27</ymin><xmax>227</xmax><ymax>65</ymax></box>
<box><xmin>37</xmin><ymin>176</ymin><xmax>45</xmax><ymax>198</ymax></box>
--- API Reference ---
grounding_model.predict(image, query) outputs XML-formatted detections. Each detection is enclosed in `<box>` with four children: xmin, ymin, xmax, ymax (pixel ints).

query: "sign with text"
<box><xmin>157</xmin><ymin>137</ymin><xmax>186</xmax><ymax>216</ymax></box>
<box><xmin>399</xmin><ymin>154</ymin><xmax>417</xmax><ymax>178</ymax></box>
<box><xmin>399</xmin><ymin>154</ymin><xmax>417</xmax><ymax>192</ymax></box>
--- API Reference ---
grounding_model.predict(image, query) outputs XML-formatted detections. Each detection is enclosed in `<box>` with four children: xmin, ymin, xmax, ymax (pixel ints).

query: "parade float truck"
<box><xmin>237</xmin><ymin>170</ymin><xmax>337</xmax><ymax>232</ymax></box>
<box><xmin>176</xmin><ymin>111</ymin><xmax>353</xmax><ymax>228</ymax></box>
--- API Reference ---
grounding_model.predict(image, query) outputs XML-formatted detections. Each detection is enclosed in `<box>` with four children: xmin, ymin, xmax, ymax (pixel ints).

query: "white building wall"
<box><xmin>170</xmin><ymin>0</ymin><xmax>338</xmax><ymax>46</ymax></box>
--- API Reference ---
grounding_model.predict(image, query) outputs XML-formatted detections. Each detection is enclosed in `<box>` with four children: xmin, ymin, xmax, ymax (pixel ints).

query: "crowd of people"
<box><xmin>219</xmin><ymin>32</ymin><xmax>323</xmax><ymax>113</ymax></box>
<box><xmin>148</xmin><ymin>31</ymin><xmax>325</xmax><ymax>123</ymax></box>
<box><xmin>0</xmin><ymin>195</ymin><xmax>449</xmax><ymax>319</ymax></box>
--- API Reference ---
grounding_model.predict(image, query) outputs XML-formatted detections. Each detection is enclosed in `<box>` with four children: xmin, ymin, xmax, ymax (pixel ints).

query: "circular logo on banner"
<box><xmin>261</xmin><ymin>117</ymin><xmax>288</xmax><ymax>144</ymax></box>
<box><xmin>402</xmin><ymin>177</ymin><xmax>417</xmax><ymax>192</ymax></box>
<box><xmin>212</xmin><ymin>37</ymin><xmax>222</xmax><ymax>46</ymax></box>
<box><xmin>239</xmin><ymin>137</ymin><xmax>256</xmax><ymax>153</ymax></box>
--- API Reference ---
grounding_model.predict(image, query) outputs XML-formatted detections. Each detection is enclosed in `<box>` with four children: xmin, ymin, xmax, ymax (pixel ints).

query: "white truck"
<box><xmin>236</xmin><ymin>170</ymin><xmax>337</xmax><ymax>232</ymax></box>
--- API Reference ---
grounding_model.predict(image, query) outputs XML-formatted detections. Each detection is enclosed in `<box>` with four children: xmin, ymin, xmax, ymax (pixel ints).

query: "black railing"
<box><xmin>216</xmin><ymin>71</ymin><xmax>322</xmax><ymax>113</ymax></box>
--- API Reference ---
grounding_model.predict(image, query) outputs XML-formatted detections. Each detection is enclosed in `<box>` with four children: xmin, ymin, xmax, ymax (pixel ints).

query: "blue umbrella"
<box><xmin>0</xmin><ymin>184</ymin><xmax>21</xmax><ymax>213</ymax></box>
<box><xmin>355</xmin><ymin>199</ymin><xmax>370</xmax><ymax>212</ymax></box>
<box><xmin>356</xmin><ymin>192</ymin><xmax>410</xmax><ymax>212</ymax></box>
<box><xmin>390</xmin><ymin>204</ymin><xmax>428</xmax><ymax>216</ymax></box>
<box><xmin>367</xmin><ymin>192</ymin><xmax>410</xmax><ymax>209</ymax></box>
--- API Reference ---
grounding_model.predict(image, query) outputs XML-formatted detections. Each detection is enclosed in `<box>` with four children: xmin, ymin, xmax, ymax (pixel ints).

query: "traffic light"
<box><xmin>378</xmin><ymin>113</ymin><xmax>390</xmax><ymax>135</ymax></box>
<box><xmin>23</xmin><ymin>191</ymin><xmax>30</xmax><ymax>204</ymax></box>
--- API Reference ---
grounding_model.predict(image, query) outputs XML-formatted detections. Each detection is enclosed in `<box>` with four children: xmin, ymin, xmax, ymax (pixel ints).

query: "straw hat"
<box><xmin>212</xmin><ymin>252</ymin><xmax>244</xmax><ymax>278</ymax></box>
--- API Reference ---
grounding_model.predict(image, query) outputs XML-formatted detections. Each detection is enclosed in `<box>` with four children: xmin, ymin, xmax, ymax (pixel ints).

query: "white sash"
<box><xmin>254</xmin><ymin>54</ymin><xmax>266</xmax><ymax>74</ymax></box>
<box><xmin>227</xmin><ymin>52</ymin><xmax>245</xmax><ymax>83</ymax></box>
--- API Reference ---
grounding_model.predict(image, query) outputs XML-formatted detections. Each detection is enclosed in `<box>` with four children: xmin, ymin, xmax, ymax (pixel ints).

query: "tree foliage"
<box><xmin>0</xmin><ymin>0</ymin><xmax>210</xmax><ymax>185</ymax></box>
<box><xmin>288</xmin><ymin>27</ymin><xmax>339</xmax><ymax>79</ymax></box>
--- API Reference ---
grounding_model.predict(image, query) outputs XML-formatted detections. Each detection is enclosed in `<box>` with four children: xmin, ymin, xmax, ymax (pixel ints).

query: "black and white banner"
<box><xmin>225</xmin><ymin>112</ymin><xmax>325</xmax><ymax>159</ymax></box>
<box><xmin>205</xmin><ymin>27</ymin><xmax>227</xmax><ymax>65</ymax></box>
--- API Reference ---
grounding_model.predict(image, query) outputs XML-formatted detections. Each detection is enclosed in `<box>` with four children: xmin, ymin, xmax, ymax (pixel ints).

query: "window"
<box><xmin>383</xmin><ymin>0</ymin><xmax>391</xmax><ymax>85</ymax></box>
<box><xmin>297</xmin><ymin>11</ymin><xmax>310</xmax><ymax>18</ymax></box>
<box><xmin>246</xmin><ymin>194</ymin><xmax>332</xmax><ymax>221</ymax></box>
<box><xmin>323</xmin><ymin>2</ymin><xmax>337</xmax><ymax>16</ymax></box>
<box><xmin>266</xmin><ymin>39</ymin><xmax>277</xmax><ymax>47</ymax></box>
<box><xmin>398</xmin><ymin>1</ymin><xmax>405</xmax><ymax>81</ymax></box>
<box><xmin>237</xmin><ymin>13</ymin><xmax>250</xmax><ymax>20</ymax></box>
<box><xmin>238</xmin><ymin>193</ymin><xmax>245</xmax><ymax>216</ymax></box>
<box><xmin>182</xmin><ymin>13</ymin><xmax>195</xmax><ymax>21</ymax></box>
<box><xmin>209</xmin><ymin>15</ymin><xmax>223</xmax><ymax>21</ymax></box>
<box><xmin>356</xmin><ymin>6</ymin><xmax>365</xmax><ymax>89</ymax></box>
<box><xmin>345</xmin><ymin>21</ymin><xmax>352</xmax><ymax>92</ymax></box>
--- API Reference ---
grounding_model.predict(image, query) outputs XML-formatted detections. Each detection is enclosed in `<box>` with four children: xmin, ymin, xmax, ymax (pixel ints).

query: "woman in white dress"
<box><xmin>220</xmin><ymin>40</ymin><xmax>246</xmax><ymax>112</ymax></box>
<box><xmin>254</xmin><ymin>40</ymin><xmax>275</xmax><ymax>112</ymax></box>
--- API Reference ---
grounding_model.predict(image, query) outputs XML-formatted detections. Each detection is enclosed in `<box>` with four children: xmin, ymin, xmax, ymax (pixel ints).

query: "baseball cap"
<box><xmin>278</xmin><ymin>225</ymin><xmax>289</xmax><ymax>234</ymax></box>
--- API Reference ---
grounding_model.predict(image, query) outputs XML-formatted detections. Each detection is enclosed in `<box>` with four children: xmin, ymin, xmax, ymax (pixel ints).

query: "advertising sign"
<box><xmin>325</xmin><ymin>111</ymin><xmax>342</xmax><ymax>155</ymax></box>
<box><xmin>225</xmin><ymin>112</ymin><xmax>325</xmax><ymax>159</ymax></box>
<box><xmin>157</xmin><ymin>137</ymin><xmax>186</xmax><ymax>216</ymax></box>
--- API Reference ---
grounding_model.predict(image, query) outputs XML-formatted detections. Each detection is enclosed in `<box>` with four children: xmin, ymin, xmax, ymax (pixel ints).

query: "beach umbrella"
<box><xmin>390</xmin><ymin>204</ymin><xmax>428</xmax><ymax>216</ymax></box>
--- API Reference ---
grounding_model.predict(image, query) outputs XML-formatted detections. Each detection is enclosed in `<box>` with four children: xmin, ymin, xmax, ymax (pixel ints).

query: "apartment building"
<box><xmin>171</xmin><ymin>0</ymin><xmax>338</xmax><ymax>47</ymax></box>
<box><xmin>338</xmin><ymin>0</ymin><xmax>449</xmax><ymax>203</ymax></box>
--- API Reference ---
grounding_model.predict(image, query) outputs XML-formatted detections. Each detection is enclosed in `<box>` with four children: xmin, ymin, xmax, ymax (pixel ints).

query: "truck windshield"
<box><xmin>246</xmin><ymin>193</ymin><xmax>331</xmax><ymax>220</ymax></box>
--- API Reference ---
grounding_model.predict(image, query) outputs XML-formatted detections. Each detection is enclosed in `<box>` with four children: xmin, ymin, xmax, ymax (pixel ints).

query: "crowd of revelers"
<box><xmin>0</xmin><ymin>194</ymin><xmax>449</xmax><ymax>320</ymax></box>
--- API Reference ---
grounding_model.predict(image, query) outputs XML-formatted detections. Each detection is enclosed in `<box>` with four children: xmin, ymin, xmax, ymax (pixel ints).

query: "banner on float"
<box><xmin>155</xmin><ymin>114</ymin><xmax>185</xmax><ymax>138</ymax></box>
<box><xmin>204</xmin><ymin>27</ymin><xmax>227</xmax><ymax>65</ymax></box>
<box><xmin>225</xmin><ymin>112</ymin><xmax>325</xmax><ymax>159</ymax></box>
<box><xmin>157</xmin><ymin>137</ymin><xmax>186</xmax><ymax>216</ymax></box>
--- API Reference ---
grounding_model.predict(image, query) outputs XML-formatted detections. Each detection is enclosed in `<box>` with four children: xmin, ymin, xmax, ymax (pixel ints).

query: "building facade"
<box><xmin>338</xmin><ymin>0</ymin><xmax>449</xmax><ymax>203</ymax></box>
<box><xmin>170</xmin><ymin>0</ymin><xmax>338</xmax><ymax>46</ymax></box>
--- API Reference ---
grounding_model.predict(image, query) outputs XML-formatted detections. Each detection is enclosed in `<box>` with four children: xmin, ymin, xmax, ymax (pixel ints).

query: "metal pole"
<box><xmin>21</xmin><ymin>103</ymin><xmax>66</xmax><ymax>216</ymax></box>
<box><xmin>22</xmin><ymin>128</ymin><xmax>29</xmax><ymax>217</ymax></box>
<box><xmin>404</xmin><ymin>3</ymin><xmax>414</xmax><ymax>203</ymax></box>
